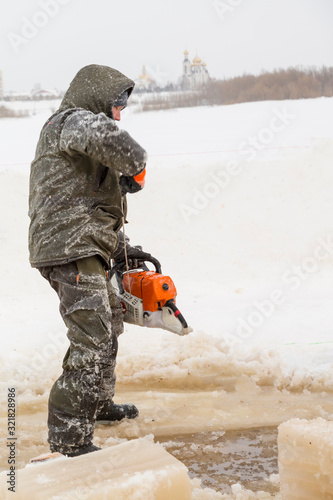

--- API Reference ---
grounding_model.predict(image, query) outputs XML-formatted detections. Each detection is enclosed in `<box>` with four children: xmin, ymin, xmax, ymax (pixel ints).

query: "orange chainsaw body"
<box><xmin>122</xmin><ymin>271</ymin><xmax>177</xmax><ymax>312</ymax></box>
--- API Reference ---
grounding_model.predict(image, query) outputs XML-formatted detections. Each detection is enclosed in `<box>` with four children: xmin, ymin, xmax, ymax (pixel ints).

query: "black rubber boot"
<box><xmin>96</xmin><ymin>402</ymin><xmax>139</xmax><ymax>423</ymax></box>
<box><xmin>66</xmin><ymin>444</ymin><xmax>101</xmax><ymax>457</ymax></box>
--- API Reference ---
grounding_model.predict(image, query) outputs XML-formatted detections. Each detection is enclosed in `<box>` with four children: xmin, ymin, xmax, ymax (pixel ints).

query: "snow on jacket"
<box><xmin>28</xmin><ymin>65</ymin><xmax>147</xmax><ymax>268</ymax></box>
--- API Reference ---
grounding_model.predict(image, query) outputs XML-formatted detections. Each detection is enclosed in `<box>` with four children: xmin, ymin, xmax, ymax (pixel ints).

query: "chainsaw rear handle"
<box><xmin>110</xmin><ymin>256</ymin><xmax>162</xmax><ymax>279</ymax></box>
<box><xmin>142</xmin><ymin>256</ymin><xmax>162</xmax><ymax>274</ymax></box>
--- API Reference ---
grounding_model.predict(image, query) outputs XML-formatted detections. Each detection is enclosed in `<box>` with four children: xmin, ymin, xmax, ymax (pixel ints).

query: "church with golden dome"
<box><xmin>182</xmin><ymin>50</ymin><xmax>210</xmax><ymax>90</ymax></box>
<box><xmin>136</xmin><ymin>65</ymin><xmax>155</xmax><ymax>91</ymax></box>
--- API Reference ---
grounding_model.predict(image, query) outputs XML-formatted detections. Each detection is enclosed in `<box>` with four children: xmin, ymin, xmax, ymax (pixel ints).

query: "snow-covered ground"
<box><xmin>0</xmin><ymin>96</ymin><xmax>333</xmax><ymax>497</ymax></box>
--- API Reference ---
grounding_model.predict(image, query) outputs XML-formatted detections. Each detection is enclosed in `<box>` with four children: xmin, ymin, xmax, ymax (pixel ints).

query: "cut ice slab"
<box><xmin>278</xmin><ymin>417</ymin><xmax>333</xmax><ymax>500</ymax></box>
<box><xmin>0</xmin><ymin>438</ymin><xmax>192</xmax><ymax>500</ymax></box>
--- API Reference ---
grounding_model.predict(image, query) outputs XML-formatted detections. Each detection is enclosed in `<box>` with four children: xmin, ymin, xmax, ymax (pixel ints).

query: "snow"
<box><xmin>1</xmin><ymin>96</ymin><xmax>333</xmax><ymax>497</ymax></box>
<box><xmin>191</xmin><ymin>479</ymin><xmax>281</xmax><ymax>499</ymax></box>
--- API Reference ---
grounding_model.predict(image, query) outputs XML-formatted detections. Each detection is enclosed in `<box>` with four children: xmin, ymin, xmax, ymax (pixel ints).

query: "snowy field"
<box><xmin>0</xmin><ymin>96</ymin><xmax>333</xmax><ymax>498</ymax></box>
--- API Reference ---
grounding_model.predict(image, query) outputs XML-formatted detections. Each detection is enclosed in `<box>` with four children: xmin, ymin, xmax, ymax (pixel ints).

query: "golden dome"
<box><xmin>139</xmin><ymin>65</ymin><xmax>152</xmax><ymax>81</ymax></box>
<box><xmin>184</xmin><ymin>49</ymin><xmax>189</xmax><ymax>55</ymax></box>
<box><xmin>193</xmin><ymin>55</ymin><xmax>202</xmax><ymax>64</ymax></box>
<box><xmin>202</xmin><ymin>62</ymin><xmax>207</xmax><ymax>66</ymax></box>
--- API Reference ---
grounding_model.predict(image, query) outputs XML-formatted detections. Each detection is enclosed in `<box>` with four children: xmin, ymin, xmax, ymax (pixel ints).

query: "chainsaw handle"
<box><xmin>143</xmin><ymin>256</ymin><xmax>162</xmax><ymax>274</ymax></box>
<box><xmin>109</xmin><ymin>256</ymin><xmax>162</xmax><ymax>279</ymax></box>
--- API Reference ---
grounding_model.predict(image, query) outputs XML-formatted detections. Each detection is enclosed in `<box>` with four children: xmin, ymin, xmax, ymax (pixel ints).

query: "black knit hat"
<box><xmin>114</xmin><ymin>90</ymin><xmax>128</xmax><ymax>108</ymax></box>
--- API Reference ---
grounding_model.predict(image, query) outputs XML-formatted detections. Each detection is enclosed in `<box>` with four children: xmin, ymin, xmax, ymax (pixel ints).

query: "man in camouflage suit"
<box><xmin>29</xmin><ymin>64</ymin><xmax>150</xmax><ymax>457</ymax></box>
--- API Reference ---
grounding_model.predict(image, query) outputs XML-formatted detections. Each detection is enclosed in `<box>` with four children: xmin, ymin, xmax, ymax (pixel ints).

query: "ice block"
<box><xmin>0</xmin><ymin>437</ymin><xmax>192</xmax><ymax>499</ymax></box>
<box><xmin>278</xmin><ymin>418</ymin><xmax>333</xmax><ymax>500</ymax></box>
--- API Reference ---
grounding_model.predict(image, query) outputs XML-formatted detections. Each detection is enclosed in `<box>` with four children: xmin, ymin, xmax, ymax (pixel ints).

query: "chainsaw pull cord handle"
<box><xmin>116</xmin><ymin>198</ymin><xmax>162</xmax><ymax>287</ymax></box>
<box><xmin>121</xmin><ymin>198</ymin><xmax>131</xmax><ymax>294</ymax></box>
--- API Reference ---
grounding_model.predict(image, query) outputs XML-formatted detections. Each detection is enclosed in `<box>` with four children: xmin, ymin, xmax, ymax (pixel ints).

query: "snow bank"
<box><xmin>278</xmin><ymin>418</ymin><xmax>333</xmax><ymax>499</ymax></box>
<box><xmin>1</xmin><ymin>98</ymin><xmax>333</xmax><ymax>413</ymax></box>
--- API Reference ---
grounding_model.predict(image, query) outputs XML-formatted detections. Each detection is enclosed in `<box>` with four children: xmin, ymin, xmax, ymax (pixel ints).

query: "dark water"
<box><xmin>158</xmin><ymin>427</ymin><xmax>280</xmax><ymax>494</ymax></box>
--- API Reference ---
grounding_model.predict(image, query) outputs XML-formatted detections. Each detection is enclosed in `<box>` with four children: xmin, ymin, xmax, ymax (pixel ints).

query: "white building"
<box><xmin>136</xmin><ymin>66</ymin><xmax>155</xmax><ymax>91</ymax></box>
<box><xmin>182</xmin><ymin>50</ymin><xmax>210</xmax><ymax>90</ymax></box>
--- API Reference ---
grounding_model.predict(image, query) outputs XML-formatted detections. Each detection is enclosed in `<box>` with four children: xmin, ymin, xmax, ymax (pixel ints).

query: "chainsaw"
<box><xmin>110</xmin><ymin>257</ymin><xmax>192</xmax><ymax>335</ymax></box>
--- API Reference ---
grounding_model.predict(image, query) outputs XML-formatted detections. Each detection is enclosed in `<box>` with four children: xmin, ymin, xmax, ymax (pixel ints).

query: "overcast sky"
<box><xmin>2</xmin><ymin>0</ymin><xmax>333</xmax><ymax>92</ymax></box>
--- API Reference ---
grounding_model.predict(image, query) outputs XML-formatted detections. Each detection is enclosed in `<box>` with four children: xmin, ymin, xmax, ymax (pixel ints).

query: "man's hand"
<box><xmin>112</xmin><ymin>237</ymin><xmax>161</xmax><ymax>274</ymax></box>
<box><xmin>119</xmin><ymin>168</ymin><xmax>146</xmax><ymax>195</ymax></box>
<box><xmin>114</xmin><ymin>246</ymin><xmax>154</xmax><ymax>272</ymax></box>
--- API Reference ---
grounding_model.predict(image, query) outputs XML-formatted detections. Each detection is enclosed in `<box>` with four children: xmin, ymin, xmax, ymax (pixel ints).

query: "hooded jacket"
<box><xmin>28</xmin><ymin>65</ymin><xmax>147</xmax><ymax>268</ymax></box>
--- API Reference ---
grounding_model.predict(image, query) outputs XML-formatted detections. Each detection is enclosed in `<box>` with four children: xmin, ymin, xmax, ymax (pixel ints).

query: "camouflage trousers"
<box><xmin>39</xmin><ymin>256</ymin><xmax>123</xmax><ymax>454</ymax></box>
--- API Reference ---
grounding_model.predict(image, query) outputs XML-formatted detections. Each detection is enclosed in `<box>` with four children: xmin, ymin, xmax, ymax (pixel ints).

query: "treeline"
<box><xmin>139</xmin><ymin>66</ymin><xmax>333</xmax><ymax>111</ymax></box>
<box><xmin>208</xmin><ymin>66</ymin><xmax>333</xmax><ymax>104</ymax></box>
